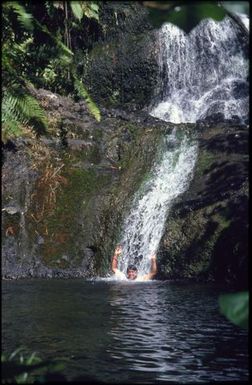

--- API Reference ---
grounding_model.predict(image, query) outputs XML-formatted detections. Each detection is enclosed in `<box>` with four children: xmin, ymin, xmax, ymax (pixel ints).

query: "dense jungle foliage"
<box><xmin>2</xmin><ymin>1</ymin><xmax>102</xmax><ymax>142</ymax></box>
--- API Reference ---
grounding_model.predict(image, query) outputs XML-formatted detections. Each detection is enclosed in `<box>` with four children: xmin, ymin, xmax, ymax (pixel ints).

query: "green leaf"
<box><xmin>9</xmin><ymin>348</ymin><xmax>25</xmax><ymax>361</ymax></box>
<box><xmin>70</xmin><ymin>1</ymin><xmax>84</xmax><ymax>20</ymax></box>
<box><xmin>5</xmin><ymin>1</ymin><xmax>34</xmax><ymax>30</ymax></box>
<box><xmin>219</xmin><ymin>291</ymin><xmax>249</xmax><ymax>329</ymax></box>
<box><xmin>74</xmin><ymin>77</ymin><xmax>101</xmax><ymax>122</ymax></box>
<box><xmin>2</xmin><ymin>88</ymin><xmax>48</xmax><ymax>141</ymax></box>
<box><xmin>90</xmin><ymin>2</ymin><xmax>99</xmax><ymax>12</ymax></box>
<box><xmin>2</xmin><ymin>360</ymin><xmax>52</xmax><ymax>379</ymax></box>
<box><xmin>26</xmin><ymin>352</ymin><xmax>40</xmax><ymax>365</ymax></box>
<box><xmin>80</xmin><ymin>2</ymin><xmax>99</xmax><ymax>20</ymax></box>
<box><xmin>52</xmin><ymin>1</ymin><xmax>64</xmax><ymax>10</ymax></box>
<box><xmin>146</xmin><ymin>2</ymin><xmax>227</xmax><ymax>33</ymax></box>
<box><xmin>195</xmin><ymin>3</ymin><xmax>227</xmax><ymax>21</ymax></box>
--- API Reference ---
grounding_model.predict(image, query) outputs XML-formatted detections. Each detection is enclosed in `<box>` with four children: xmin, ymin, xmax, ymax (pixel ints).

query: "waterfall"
<box><xmin>118</xmin><ymin>129</ymin><xmax>198</xmax><ymax>277</ymax></box>
<box><xmin>150</xmin><ymin>16</ymin><xmax>249</xmax><ymax>124</ymax></box>
<box><xmin>111</xmin><ymin>14</ymin><xmax>249</xmax><ymax>279</ymax></box>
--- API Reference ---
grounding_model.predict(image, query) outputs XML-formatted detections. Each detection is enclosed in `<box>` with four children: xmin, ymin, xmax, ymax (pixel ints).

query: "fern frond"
<box><xmin>17</xmin><ymin>94</ymin><xmax>48</xmax><ymax>126</ymax></box>
<box><xmin>2</xmin><ymin>94</ymin><xmax>24</xmax><ymax>142</ymax></box>
<box><xmin>2</xmin><ymin>93</ymin><xmax>23</xmax><ymax>124</ymax></box>
<box><xmin>37</xmin><ymin>20</ymin><xmax>74</xmax><ymax>58</ymax></box>
<box><xmin>73</xmin><ymin>77</ymin><xmax>101</xmax><ymax>122</ymax></box>
<box><xmin>4</xmin><ymin>1</ymin><xmax>34</xmax><ymax>30</ymax></box>
<box><xmin>2</xmin><ymin>90</ymin><xmax>48</xmax><ymax>141</ymax></box>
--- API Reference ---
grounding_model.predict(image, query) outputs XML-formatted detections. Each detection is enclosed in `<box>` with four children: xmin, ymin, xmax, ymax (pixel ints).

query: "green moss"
<box><xmin>161</xmin><ymin>197</ymin><xmax>236</xmax><ymax>280</ymax></box>
<box><xmin>27</xmin><ymin>156</ymin><xmax>112</xmax><ymax>268</ymax></box>
<box><xmin>195</xmin><ymin>150</ymin><xmax>216</xmax><ymax>177</ymax></box>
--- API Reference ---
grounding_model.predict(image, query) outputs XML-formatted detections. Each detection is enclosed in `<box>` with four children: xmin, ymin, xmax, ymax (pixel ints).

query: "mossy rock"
<box><xmin>160</xmin><ymin>124</ymin><xmax>248</xmax><ymax>288</ymax></box>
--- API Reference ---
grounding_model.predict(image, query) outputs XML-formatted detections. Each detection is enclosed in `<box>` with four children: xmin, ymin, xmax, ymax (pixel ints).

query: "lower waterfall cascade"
<box><xmin>117</xmin><ymin>129</ymin><xmax>198</xmax><ymax>277</ymax></box>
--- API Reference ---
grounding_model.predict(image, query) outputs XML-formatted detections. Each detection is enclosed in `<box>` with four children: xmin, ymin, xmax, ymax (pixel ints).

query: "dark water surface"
<box><xmin>2</xmin><ymin>279</ymin><xmax>248</xmax><ymax>383</ymax></box>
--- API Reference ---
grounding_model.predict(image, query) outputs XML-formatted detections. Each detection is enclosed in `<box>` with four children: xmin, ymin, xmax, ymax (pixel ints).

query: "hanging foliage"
<box><xmin>74</xmin><ymin>76</ymin><xmax>101</xmax><ymax>122</ymax></box>
<box><xmin>2</xmin><ymin>1</ymin><xmax>101</xmax><ymax>141</ymax></box>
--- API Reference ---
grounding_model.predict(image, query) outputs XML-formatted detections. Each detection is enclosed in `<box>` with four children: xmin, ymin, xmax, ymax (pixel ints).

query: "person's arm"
<box><xmin>112</xmin><ymin>245</ymin><xmax>122</xmax><ymax>273</ymax></box>
<box><xmin>142</xmin><ymin>254</ymin><xmax>157</xmax><ymax>280</ymax></box>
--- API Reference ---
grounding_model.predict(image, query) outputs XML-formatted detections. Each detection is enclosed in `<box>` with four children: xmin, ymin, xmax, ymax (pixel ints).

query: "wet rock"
<box><xmin>232</xmin><ymin>80</ymin><xmax>249</xmax><ymax>99</ymax></box>
<box><xmin>2</xmin><ymin>83</ymin><xmax>248</xmax><ymax>287</ymax></box>
<box><xmin>78</xmin><ymin>3</ymin><xmax>159</xmax><ymax>111</ymax></box>
<box><xmin>160</xmin><ymin>123</ymin><xmax>248</xmax><ymax>289</ymax></box>
<box><xmin>2</xmin><ymin>91</ymin><xmax>163</xmax><ymax>279</ymax></box>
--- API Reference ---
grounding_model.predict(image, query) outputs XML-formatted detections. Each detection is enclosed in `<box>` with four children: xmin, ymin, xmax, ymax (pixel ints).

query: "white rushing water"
<box><xmin>117</xmin><ymin>129</ymin><xmax>198</xmax><ymax>277</ymax></box>
<box><xmin>150</xmin><ymin>16</ymin><xmax>249</xmax><ymax>124</ymax></box>
<box><xmin>236</xmin><ymin>13</ymin><xmax>249</xmax><ymax>31</ymax></box>
<box><xmin>107</xmin><ymin>14</ymin><xmax>248</xmax><ymax>280</ymax></box>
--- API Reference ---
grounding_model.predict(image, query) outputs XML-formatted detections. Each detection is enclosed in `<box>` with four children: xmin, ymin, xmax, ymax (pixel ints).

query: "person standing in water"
<box><xmin>111</xmin><ymin>244</ymin><xmax>157</xmax><ymax>281</ymax></box>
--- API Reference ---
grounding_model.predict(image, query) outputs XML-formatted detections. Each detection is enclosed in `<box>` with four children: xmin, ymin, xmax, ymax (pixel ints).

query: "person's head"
<box><xmin>127</xmin><ymin>265</ymin><xmax>138</xmax><ymax>280</ymax></box>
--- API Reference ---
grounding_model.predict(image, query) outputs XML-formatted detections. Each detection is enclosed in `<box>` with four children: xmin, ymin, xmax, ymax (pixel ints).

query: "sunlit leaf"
<box><xmin>52</xmin><ymin>1</ymin><xmax>64</xmax><ymax>10</ymax></box>
<box><xmin>70</xmin><ymin>1</ymin><xmax>83</xmax><ymax>20</ymax></box>
<box><xmin>80</xmin><ymin>2</ymin><xmax>99</xmax><ymax>20</ymax></box>
<box><xmin>219</xmin><ymin>291</ymin><xmax>248</xmax><ymax>329</ymax></box>
<box><xmin>9</xmin><ymin>348</ymin><xmax>25</xmax><ymax>361</ymax></box>
<box><xmin>90</xmin><ymin>2</ymin><xmax>99</xmax><ymax>12</ymax></box>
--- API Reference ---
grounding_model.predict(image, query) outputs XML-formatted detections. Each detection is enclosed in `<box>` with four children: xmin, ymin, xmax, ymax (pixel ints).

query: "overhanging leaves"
<box><xmin>4</xmin><ymin>1</ymin><xmax>34</xmax><ymax>30</ymax></box>
<box><xmin>143</xmin><ymin>1</ymin><xmax>227</xmax><ymax>33</ymax></box>
<box><xmin>219</xmin><ymin>291</ymin><xmax>248</xmax><ymax>329</ymax></box>
<box><xmin>70</xmin><ymin>1</ymin><xmax>83</xmax><ymax>20</ymax></box>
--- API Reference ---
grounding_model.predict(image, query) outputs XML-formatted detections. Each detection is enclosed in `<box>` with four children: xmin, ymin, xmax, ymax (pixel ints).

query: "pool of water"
<box><xmin>2</xmin><ymin>279</ymin><xmax>248</xmax><ymax>383</ymax></box>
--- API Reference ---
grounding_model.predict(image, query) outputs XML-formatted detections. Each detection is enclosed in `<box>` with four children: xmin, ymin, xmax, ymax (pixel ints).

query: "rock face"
<box><xmin>159</xmin><ymin>123</ymin><xmax>248</xmax><ymax>289</ymax></box>
<box><xmin>2</xmin><ymin>89</ymin><xmax>167</xmax><ymax>279</ymax></box>
<box><xmin>2</xmin><ymin>88</ymin><xmax>248</xmax><ymax>288</ymax></box>
<box><xmin>75</xmin><ymin>2</ymin><xmax>160</xmax><ymax>111</ymax></box>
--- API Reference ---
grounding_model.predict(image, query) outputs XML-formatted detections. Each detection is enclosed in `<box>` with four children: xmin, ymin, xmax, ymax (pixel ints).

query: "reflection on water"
<box><xmin>2</xmin><ymin>280</ymin><xmax>248</xmax><ymax>383</ymax></box>
<box><xmin>106</xmin><ymin>282</ymin><xmax>248</xmax><ymax>383</ymax></box>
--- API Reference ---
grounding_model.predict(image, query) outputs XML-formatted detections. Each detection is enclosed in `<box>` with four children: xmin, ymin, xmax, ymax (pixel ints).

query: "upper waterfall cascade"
<box><xmin>150</xmin><ymin>16</ymin><xmax>249</xmax><ymax>124</ymax></box>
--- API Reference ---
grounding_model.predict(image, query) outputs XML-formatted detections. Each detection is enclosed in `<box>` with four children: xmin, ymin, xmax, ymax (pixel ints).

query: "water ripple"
<box><xmin>2</xmin><ymin>280</ymin><xmax>248</xmax><ymax>383</ymax></box>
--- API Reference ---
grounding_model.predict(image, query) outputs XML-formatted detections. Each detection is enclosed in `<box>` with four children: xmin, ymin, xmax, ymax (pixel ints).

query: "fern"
<box><xmin>2</xmin><ymin>90</ymin><xmax>48</xmax><ymax>142</ymax></box>
<box><xmin>36</xmin><ymin>20</ymin><xmax>74</xmax><ymax>58</ymax></box>
<box><xmin>73</xmin><ymin>76</ymin><xmax>101</xmax><ymax>122</ymax></box>
<box><xmin>18</xmin><ymin>94</ymin><xmax>47</xmax><ymax>126</ymax></box>
<box><xmin>4</xmin><ymin>1</ymin><xmax>34</xmax><ymax>30</ymax></box>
